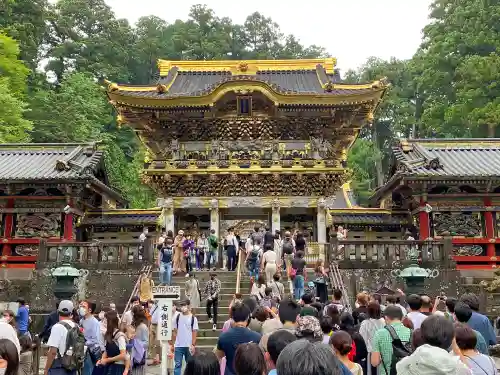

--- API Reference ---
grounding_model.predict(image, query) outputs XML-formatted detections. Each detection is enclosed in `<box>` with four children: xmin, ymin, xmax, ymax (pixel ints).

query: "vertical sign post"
<box><xmin>152</xmin><ymin>285</ymin><xmax>181</xmax><ymax>375</ymax></box>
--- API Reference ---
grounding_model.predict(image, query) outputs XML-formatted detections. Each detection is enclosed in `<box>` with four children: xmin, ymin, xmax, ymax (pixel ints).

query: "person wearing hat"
<box><xmin>173</xmin><ymin>230</ymin><xmax>186</xmax><ymax>274</ymax></box>
<box><xmin>44</xmin><ymin>300</ymin><xmax>78</xmax><ymax>375</ymax></box>
<box><xmin>295</xmin><ymin>316</ymin><xmax>323</xmax><ymax>342</ymax></box>
<box><xmin>170</xmin><ymin>299</ymin><xmax>198</xmax><ymax>375</ymax></box>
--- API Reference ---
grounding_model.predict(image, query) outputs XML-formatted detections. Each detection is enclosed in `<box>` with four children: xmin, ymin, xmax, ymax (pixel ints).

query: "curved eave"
<box><xmin>107</xmin><ymin>80</ymin><xmax>386</xmax><ymax>109</ymax></box>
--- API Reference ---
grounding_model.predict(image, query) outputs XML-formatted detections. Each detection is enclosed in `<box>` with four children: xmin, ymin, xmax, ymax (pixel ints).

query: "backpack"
<box><xmin>384</xmin><ymin>325</ymin><xmax>413</xmax><ymax>375</ymax></box>
<box><xmin>260</xmin><ymin>297</ymin><xmax>272</xmax><ymax>309</ymax></box>
<box><xmin>176</xmin><ymin>314</ymin><xmax>195</xmax><ymax>330</ymax></box>
<box><xmin>58</xmin><ymin>321</ymin><xmax>86</xmax><ymax>372</ymax></box>
<box><xmin>282</xmin><ymin>238</ymin><xmax>294</xmax><ymax>254</ymax></box>
<box><xmin>249</xmin><ymin>246</ymin><xmax>260</xmax><ymax>261</ymax></box>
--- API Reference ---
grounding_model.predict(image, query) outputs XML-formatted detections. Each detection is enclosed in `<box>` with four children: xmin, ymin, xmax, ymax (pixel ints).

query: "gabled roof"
<box><xmin>106</xmin><ymin>58</ymin><xmax>388</xmax><ymax>108</ymax></box>
<box><xmin>392</xmin><ymin>138</ymin><xmax>500</xmax><ymax>177</ymax></box>
<box><xmin>80</xmin><ymin>209</ymin><xmax>161</xmax><ymax>226</ymax></box>
<box><xmin>0</xmin><ymin>143</ymin><xmax>126</xmax><ymax>203</ymax></box>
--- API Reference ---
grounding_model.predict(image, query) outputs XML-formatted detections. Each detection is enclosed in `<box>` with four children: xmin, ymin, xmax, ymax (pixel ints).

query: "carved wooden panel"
<box><xmin>432</xmin><ymin>211</ymin><xmax>482</xmax><ymax>237</ymax></box>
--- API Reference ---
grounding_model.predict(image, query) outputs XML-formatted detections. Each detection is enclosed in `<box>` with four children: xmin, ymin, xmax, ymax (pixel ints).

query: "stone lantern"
<box><xmin>50</xmin><ymin>247</ymin><xmax>82</xmax><ymax>300</ymax></box>
<box><xmin>398</xmin><ymin>245</ymin><xmax>432</xmax><ymax>295</ymax></box>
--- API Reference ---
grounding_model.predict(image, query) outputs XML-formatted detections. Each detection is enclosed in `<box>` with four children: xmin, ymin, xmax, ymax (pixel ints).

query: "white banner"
<box><xmin>156</xmin><ymin>298</ymin><xmax>173</xmax><ymax>341</ymax></box>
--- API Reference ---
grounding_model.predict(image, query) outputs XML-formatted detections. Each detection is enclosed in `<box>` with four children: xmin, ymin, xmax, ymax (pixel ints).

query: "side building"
<box><xmin>106</xmin><ymin>58</ymin><xmax>388</xmax><ymax>244</ymax></box>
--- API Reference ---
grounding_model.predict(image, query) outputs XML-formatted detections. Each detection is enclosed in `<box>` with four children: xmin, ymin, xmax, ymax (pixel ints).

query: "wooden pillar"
<box><xmin>2</xmin><ymin>198</ymin><xmax>15</xmax><ymax>256</ymax></box>
<box><xmin>484</xmin><ymin>197</ymin><xmax>495</xmax><ymax>258</ymax></box>
<box><xmin>419</xmin><ymin>198</ymin><xmax>430</xmax><ymax>239</ymax></box>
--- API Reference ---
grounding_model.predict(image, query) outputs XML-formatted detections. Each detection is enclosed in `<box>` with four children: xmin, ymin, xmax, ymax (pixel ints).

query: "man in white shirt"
<box><xmin>169</xmin><ymin>299</ymin><xmax>198</xmax><ymax>375</ymax></box>
<box><xmin>406</xmin><ymin>294</ymin><xmax>428</xmax><ymax>329</ymax></box>
<box><xmin>121</xmin><ymin>296</ymin><xmax>140</xmax><ymax>326</ymax></box>
<box><xmin>0</xmin><ymin>321</ymin><xmax>20</xmax><ymax>355</ymax></box>
<box><xmin>44</xmin><ymin>300</ymin><xmax>77</xmax><ymax>375</ymax></box>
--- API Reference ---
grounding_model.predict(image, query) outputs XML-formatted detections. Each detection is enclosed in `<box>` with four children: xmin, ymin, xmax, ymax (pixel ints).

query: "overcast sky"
<box><xmin>104</xmin><ymin>0</ymin><xmax>433</xmax><ymax>72</ymax></box>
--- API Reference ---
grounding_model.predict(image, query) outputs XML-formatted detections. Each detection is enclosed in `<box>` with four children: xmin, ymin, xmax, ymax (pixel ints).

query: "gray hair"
<box><xmin>276</xmin><ymin>339</ymin><xmax>343</xmax><ymax>375</ymax></box>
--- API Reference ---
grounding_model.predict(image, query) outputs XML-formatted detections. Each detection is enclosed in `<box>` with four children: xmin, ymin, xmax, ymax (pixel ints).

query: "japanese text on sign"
<box><xmin>157</xmin><ymin>298</ymin><xmax>173</xmax><ymax>341</ymax></box>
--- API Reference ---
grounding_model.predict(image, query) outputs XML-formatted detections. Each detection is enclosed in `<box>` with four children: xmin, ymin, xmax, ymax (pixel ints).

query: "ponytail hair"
<box><xmin>329</xmin><ymin>331</ymin><xmax>353</xmax><ymax>356</ymax></box>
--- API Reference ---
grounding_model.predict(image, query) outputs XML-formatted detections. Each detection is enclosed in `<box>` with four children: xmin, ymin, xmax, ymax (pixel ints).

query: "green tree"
<box><xmin>0</xmin><ymin>33</ymin><xmax>32</xmax><ymax>142</ymax></box>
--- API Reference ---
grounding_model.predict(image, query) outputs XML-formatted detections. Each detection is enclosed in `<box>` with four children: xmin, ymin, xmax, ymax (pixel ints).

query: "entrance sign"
<box><xmin>153</xmin><ymin>285</ymin><xmax>181</xmax><ymax>375</ymax></box>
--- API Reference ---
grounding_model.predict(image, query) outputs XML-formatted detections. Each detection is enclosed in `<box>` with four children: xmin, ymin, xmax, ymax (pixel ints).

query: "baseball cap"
<box><xmin>58</xmin><ymin>300</ymin><xmax>74</xmax><ymax>314</ymax></box>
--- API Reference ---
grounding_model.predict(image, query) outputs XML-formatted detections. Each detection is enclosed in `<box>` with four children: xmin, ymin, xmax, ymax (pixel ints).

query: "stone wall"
<box><xmin>0</xmin><ymin>267</ymin><xmax>143</xmax><ymax>313</ymax></box>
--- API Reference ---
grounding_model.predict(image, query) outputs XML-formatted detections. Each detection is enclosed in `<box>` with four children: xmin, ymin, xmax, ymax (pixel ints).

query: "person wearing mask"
<box><xmin>196</xmin><ymin>233</ymin><xmax>208</xmax><ymax>271</ymax></box>
<box><xmin>173</xmin><ymin>230</ymin><xmax>186</xmax><ymax>275</ymax></box>
<box><xmin>122</xmin><ymin>297</ymin><xmax>141</xmax><ymax>327</ymax></box>
<box><xmin>96</xmin><ymin>310</ymin><xmax>127</xmax><ymax>375</ymax></box>
<box><xmin>453</xmin><ymin>302</ymin><xmax>488</xmax><ymax>355</ymax></box>
<box><xmin>234</xmin><ymin>343</ymin><xmax>267</xmax><ymax>375</ymax></box>
<box><xmin>0</xmin><ymin>338</ymin><xmax>19</xmax><ymax>375</ymax></box>
<box><xmin>396</xmin><ymin>315</ymin><xmax>471</xmax><ymax>375</ymax></box>
<box><xmin>265</xmin><ymin>330</ymin><xmax>297</xmax><ymax>375</ymax></box>
<box><xmin>291</xmin><ymin>251</ymin><xmax>306</xmax><ymax>300</ymax></box>
<box><xmin>0</xmin><ymin>322</ymin><xmax>20</xmax><ymax>356</ymax></box>
<box><xmin>225</xmin><ymin>228</ymin><xmax>239</xmax><ymax>272</ymax></box>
<box><xmin>131</xmin><ymin>306</ymin><xmax>148</xmax><ymax>375</ymax></box>
<box><xmin>359</xmin><ymin>302</ymin><xmax>385</xmax><ymax>375</ymax></box>
<box><xmin>206</xmin><ymin>230</ymin><xmax>218</xmax><ymax>271</ymax></box>
<box><xmin>454</xmin><ymin>324</ymin><xmax>496</xmax><ymax>375</ymax></box>
<box><xmin>15</xmin><ymin>299</ymin><xmax>29</xmax><ymax>338</ymax></box>
<box><xmin>183</xmin><ymin>352</ymin><xmax>219</xmax><ymax>375</ymax></box>
<box><xmin>158</xmin><ymin>238</ymin><xmax>174</xmax><ymax>285</ymax></box>
<box><xmin>184</xmin><ymin>273</ymin><xmax>201</xmax><ymax>312</ymax></box>
<box><xmin>371</xmin><ymin>305</ymin><xmax>411</xmax><ymax>375</ymax></box>
<box><xmin>44</xmin><ymin>300</ymin><xmax>79</xmax><ymax>375</ymax></box>
<box><xmin>331</xmin><ymin>331</ymin><xmax>363</xmax><ymax>375</ymax></box>
<box><xmin>215</xmin><ymin>303</ymin><xmax>261</xmax><ymax>375</ymax></box>
<box><xmin>204</xmin><ymin>273</ymin><xmax>221</xmax><ymax>331</ymax></box>
<box><xmin>79</xmin><ymin>301</ymin><xmax>101</xmax><ymax>375</ymax></box>
<box><xmin>276</xmin><ymin>339</ymin><xmax>347</xmax><ymax>375</ymax></box>
<box><xmin>460</xmin><ymin>293</ymin><xmax>497</xmax><ymax>345</ymax></box>
<box><xmin>1</xmin><ymin>312</ymin><xmax>16</xmax><ymax>332</ymax></box>
<box><xmin>170</xmin><ymin>299</ymin><xmax>198</xmax><ymax>375</ymax></box>
<box><xmin>406</xmin><ymin>294</ymin><xmax>427</xmax><ymax>330</ymax></box>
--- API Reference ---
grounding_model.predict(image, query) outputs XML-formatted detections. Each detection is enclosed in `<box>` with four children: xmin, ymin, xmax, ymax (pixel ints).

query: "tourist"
<box><xmin>265</xmin><ymin>330</ymin><xmax>296</xmax><ymax>375</ymax></box>
<box><xmin>234</xmin><ymin>343</ymin><xmax>266</xmax><ymax>375</ymax></box>
<box><xmin>268</xmin><ymin>274</ymin><xmax>284</xmax><ymax>303</ymax></box>
<box><xmin>340</xmin><ymin>312</ymin><xmax>368</xmax><ymax>374</ymax></box>
<box><xmin>138</xmin><ymin>227</ymin><xmax>148</xmax><ymax>260</ymax></box>
<box><xmin>299</xmin><ymin>294</ymin><xmax>318</xmax><ymax>318</ymax></box>
<box><xmin>370</xmin><ymin>294</ymin><xmax>386</xmax><ymax>312</ymax></box>
<box><xmin>184</xmin><ymin>352</ymin><xmax>219</xmax><ymax>375</ymax></box>
<box><xmin>44</xmin><ymin>300</ymin><xmax>80</xmax><ymax>375</ymax></box>
<box><xmin>453</xmin><ymin>302</ymin><xmax>488</xmax><ymax>354</ymax></box>
<box><xmin>0</xmin><ymin>338</ymin><xmax>19</xmax><ymax>375</ymax></box>
<box><xmin>295</xmin><ymin>316</ymin><xmax>322</xmax><ymax>342</ymax></box>
<box><xmin>2</xmin><ymin>311</ymin><xmax>16</xmax><ymax>333</ymax></box>
<box><xmin>131</xmin><ymin>306</ymin><xmax>149</xmax><ymax>375</ymax></box>
<box><xmin>320</xmin><ymin>316</ymin><xmax>334</xmax><ymax>344</ymax></box>
<box><xmin>259</xmin><ymin>288</ymin><xmax>276</xmax><ymax>310</ymax></box>
<box><xmin>249</xmin><ymin>226</ymin><xmax>263</xmax><ymax>247</ymax></box>
<box><xmin>138</xmin><ymin>273</ymin><xmax>154</xmax><ymax>305</ymax></box>
<box><xmin>17</xmin><ymin>335</ymin><xmax>32</xmax><ymax>375</ymax></box>
<box><xmin>261</xmin><ymin>246</ymin><xmax>277</xmax><ymax>283</ymax></box>
<box><xmin>183</xmin><ymin>234</ymin><xmax>195</xmax><ymax>277</ymax></box>
<box><xmin>0</xmin><ymin>321</ymin><xmax>19</xmax><ymax>356</ymax></box>
<box><xmin>263</xmin><ymin>227</ymin><xmax>274</xmax><ymax>253</ymax></box>
<box><xmin>173</xmin><ymin>230</ymin><xmax>186</xmax><ymax>275</ymax></box>
<box><xmin>204</xmin><ymin>273</ymin><xmax>221</xmax><ymax>331</ymax></box>
<box><xmin>385</xmin><ymin>295</ymin><xmax>407</xmax><ymax>317</ymax></box>
<box><xmin>184</xmin><ymin>273</ymin><xmax>201</xmax><ymax>312</ymax></box>
<box><xmin>215</xmin><ymin>303</ymin><xmax>261</xmax><ymax>375</ymax></box>
<box><xmin>295</xmin><ymin>231</ymin><xmax>307</xmax><ymax>253</ymax></box>
<box><xmin>97</xmin><ymin>310</ymin><xmax>127</xmax><ymax>375</ymax></box>
<box><xmin>248</xmin><ymin>307</ymin><xmax>268</xmax><ymax>334</ymax></box>
<box><xmin>39</xmin><ymin>302</ymin><xmax>60</xmax><ymax>343</ymax></box>
<box><xmin>454</xmin><ymin>324</ymin><xmax>496</xmax><ymax>375</ymax></box>
<box><xmin>225</xmin><ymin>228</ymin><xmax>239</xmax><ymax>272</ymax></box>
<box><xmin>313</xmin><ymin>259</ymin><xmax>328</xmax><ymax>303</ymax></box>
<box><xmin>460</xmin><ymin>293</ymin><xmax>497</xmax><ymax>345</ymax></box>
<box><xmin>122</xmin><ymin>297</ymin><xmax>140</xmax><ymax>327</ymax></box>
<box><xmin>250</xmin><ymin>275</ymin><xmax>267</xmax><ymax>301</ymax></box>
<box><xmin>196</xmin><ymin>233</ymin><xmax>208</xmax><ymax>271</ymax></box>
<box><xmin>170</xmin><ymin>299</ymin><xmax>198</xmax><ymax>375</ymax></box>
<box><xmin>291</xmin><ymin>251</ymin><xmax>306</xmax><ymax>300</ymax></box>
<box><xmin>158</xmin><ymin>238</ymin><xmax>174</xmax><ymax>285</ymax></box>
<box><xmin>420</xmin><ymin>295</ymin><xmax>432</xmax><ymax>315</ymax></box>
<box><xmin>276</xmin><ymin>339</ymin><xmax>346</xmax><ymax>375</ymax></box>
<box><xmin>247</xmin><ymin>241</ymin><xmax>263</xmax><ymax>280</ymax></box>
<box><xmin>325</xmin><ymin>289</ymin><xmax>346</xmax><ymax>315</ymax></box>
<box><xmin>359</xmin><ymin>302</ymin><xmax>385</xmax><ymax>375</ymax></box>
<box><xmin>15</xmin><ymin>299</ymin><xmax>29</xmax><ymax>338</ymax></box>
<box><xmin>352</xmin><ymin>292</ymin><xmax>369</xmax><ymax>325</ymax></box>
<box><xmin>406</xmin><ymin>294</ymin><xmax>427</xmax><ymax>329</ymax></box>
<box><xmin>397</xmin><ymin>315</ymin><xmax>470</xmax><ymax>375</ymax></box>
<box><xmin>281</xmin><ymin>231</ymin><xmax>295</xmax><ymax>273</ymax></box>
<box><xmin>331</xmin><ymin>331</ymin><xmax>363</xmax><ymax>375</ymax></box>
<box><xmin>273</xmin><ymin>233</ymin><xmax>282</xmax><ymax>272</ymax></box>
<box><xmin>79</xmin><ymin>301</ymin><xmax>101</xmax><ymax>375</ymax></box>
<box><xmin>206</xmin><ymin>229</ymin><xmax>218</xmax><ymax>271</ymax></box>
<box><xmin>371</xmin><ymin>305</ymin><xmax>412</xmax><ymax>375</ymax></box>
<box><xmin>258</xmin><ymin>298</ymin><xmax>301</xmax><ymax>351</ymax></box>
<box><xmin>149</xmin><ymin>301</ymin><xmax>160</xmax><ymax>365</ymax></box>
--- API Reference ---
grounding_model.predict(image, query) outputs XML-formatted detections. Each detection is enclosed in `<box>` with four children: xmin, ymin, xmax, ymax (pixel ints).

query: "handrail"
<box><xmin>235</xmin><ymin>248</ymin><xmax>243</xmax><ymax>294</ymax></box>
<box><xmin>120</xmin><ymin>264</ymin><xmax>152</xmax><ymax>322</ymax></box>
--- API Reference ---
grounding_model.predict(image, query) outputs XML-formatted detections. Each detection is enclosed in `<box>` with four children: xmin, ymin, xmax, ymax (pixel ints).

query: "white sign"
<box><xmin>152</xmin><ymin>285</ymin><xmax>181</xmax><ymax>298</ymax></box>
<box><xmin>156</xmin><ymin>298</ymin><xmax>174</xmax><ymax>341</ymax></box>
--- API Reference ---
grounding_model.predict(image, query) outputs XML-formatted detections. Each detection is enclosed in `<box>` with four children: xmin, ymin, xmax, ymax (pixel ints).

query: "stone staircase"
<box><xmin>151</xmin><ymin>270</ymin><xmax>250</xmax><ymax>350</ymax></box>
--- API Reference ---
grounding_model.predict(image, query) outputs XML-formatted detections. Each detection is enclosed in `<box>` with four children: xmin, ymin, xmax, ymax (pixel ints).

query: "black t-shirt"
<box><xmin>264</xmin><ymin>231</ymin><xmax>274</xmax><ymax>249</ymax></box>
<box><xmin>217</xmin><ymin>327</ymin><xmax>261</xmax><ymax>375</ymax></box>
<box><xmin>295</xmin><ymin>237</ymin><xmax>306</xmax><ymax>251</ymax></box>
<box><xmin>291</xmin><ymin>257</ymin><xmax>306</xmax><ymax>274</ymax></box>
